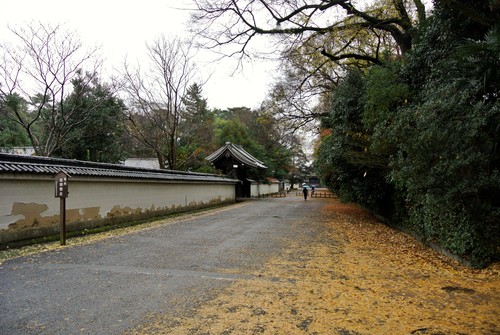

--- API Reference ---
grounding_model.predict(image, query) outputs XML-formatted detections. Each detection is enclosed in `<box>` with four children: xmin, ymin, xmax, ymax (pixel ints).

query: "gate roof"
<box><xmin>206</xmin><ymin>142</ymin><xmax>267</xmax><ymax>169</ymax></box>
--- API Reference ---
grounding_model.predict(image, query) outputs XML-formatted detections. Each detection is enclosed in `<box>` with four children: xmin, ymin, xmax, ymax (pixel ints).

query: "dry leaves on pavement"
<box><xmin>128</xmin><ymin>200</ymin><xmax>499</xmax><ymax>335</ymax></box>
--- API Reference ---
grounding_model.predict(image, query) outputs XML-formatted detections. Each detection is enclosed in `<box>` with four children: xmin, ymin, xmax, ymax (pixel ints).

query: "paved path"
<box><xmin>0</xmin><ymin>196</ymin><xmax>326</xmax><ymax>335</ymax></box>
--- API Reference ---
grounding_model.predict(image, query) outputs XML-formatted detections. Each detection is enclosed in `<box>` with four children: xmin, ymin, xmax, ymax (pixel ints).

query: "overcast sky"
<box><xmin>1</xmin><ymin>0</ymin><xmax>277</xmax><ymax>110</ymax></box>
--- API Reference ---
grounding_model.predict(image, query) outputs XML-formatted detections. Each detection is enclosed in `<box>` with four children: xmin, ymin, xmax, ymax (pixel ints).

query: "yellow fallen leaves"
<box><xmin>128</xmin><ymin>199</ymin><xmax>499</xmax><ymax>335</ymax></box>
<box><xmin>315</xmin><ymin>202</ymin><xmax>500</xmax><ymax>334</ymax></box>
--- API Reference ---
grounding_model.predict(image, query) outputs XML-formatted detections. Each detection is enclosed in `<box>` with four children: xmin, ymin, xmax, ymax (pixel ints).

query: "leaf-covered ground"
<box><xmin>127</xmin><ymin>200</ymin><xmax>499</xmax><ymax>335</ymax></box>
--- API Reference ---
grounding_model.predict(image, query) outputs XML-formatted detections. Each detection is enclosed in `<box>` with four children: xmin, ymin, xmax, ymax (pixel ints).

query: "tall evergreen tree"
<box><xmin>0</xmin><ymin>94</ymin><xmax>31</xmax><ymax>148</ymax></box>
<box><xmin>56</xmin><ymin>73</ymin><xmax>126</xmax><ymax>163</ymax></box>
<box><xmin>177</xmin><ymin>83</ymin><xmax>215</xmax><ymax>172</ymax></box>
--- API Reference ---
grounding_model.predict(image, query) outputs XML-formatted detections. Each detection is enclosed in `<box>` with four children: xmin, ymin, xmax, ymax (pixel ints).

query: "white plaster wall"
<box><xmin>0</xmin><ymin>179</ymin><xmax>58</xmax><ymax>230</ymax></box>
<box><xmin>259</xmin><ymin>184</ymin><xmax>270</xmax><ymax>195</ymax></box>
<box><xmin>251</xmin><ymin>183</ymin><xmax>259</xmax><ymax>197</ymax></box>
<box><xmin>269</xmin><ymin>183</ymin><xmax>279</xmax><ymax>193</ymax></box>
<box><xmin>68</xmin><ymin>179</ymin><xmax>234</xmax><ymax>219</ymax></box>
<box><xmin>250</xmin><ymin>182</ymin><xmax>280</xmax><ymax>197</ymax></box>
<box><xmin>0</xmin><ymin>176</ymin><xmax>235</xmax><ymax>233</ymax></box>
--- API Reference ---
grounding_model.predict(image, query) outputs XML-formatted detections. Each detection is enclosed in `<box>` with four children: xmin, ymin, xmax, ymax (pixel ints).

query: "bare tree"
<box><xmin>190</xmin><ymin>0</ymin><xmax>428</xmax><ymax>62</ymax></box>
<box><xmin>190</xmin><ymin>0</ymin><xmax>429</xmax><ymax>130</ymax></box>
<box><xmin>120</xmin><ymin>36</ymin><xmax>197</xmax><ymax>170</ymax></box>
<box><xmin>0</xmin><ymin>22</ymin><xmax>102</xmax><ymax>156</ymax></box>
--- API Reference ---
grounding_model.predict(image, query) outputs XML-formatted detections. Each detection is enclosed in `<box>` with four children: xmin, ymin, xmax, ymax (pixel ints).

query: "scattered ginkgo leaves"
<box><xmin>127</xmin><ymin>200</ymin><xmax>499</xmax><ymax>335</ymax></box>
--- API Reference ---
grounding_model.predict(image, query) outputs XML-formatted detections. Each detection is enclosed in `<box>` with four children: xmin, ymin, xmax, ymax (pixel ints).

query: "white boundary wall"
<box><xmin>250</xmin><ymin>181</ymin><xmax>280</xmax><ymax>197</ymax></box>
<box><xmin>0</xmin><ymin>175</ymin><xmax>236</xmax><ymax>245</ymax></box>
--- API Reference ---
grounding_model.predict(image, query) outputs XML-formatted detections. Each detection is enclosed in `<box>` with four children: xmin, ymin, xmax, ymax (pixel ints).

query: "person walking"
<box><xmin>302</xmin><ymin>186</ymin><xmax>309</xmax><ymax>201</ymax></box>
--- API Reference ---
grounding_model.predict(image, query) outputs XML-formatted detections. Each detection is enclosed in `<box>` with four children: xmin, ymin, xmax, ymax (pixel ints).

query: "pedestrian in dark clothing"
<box><xmin>303</xmin><ymin>186</ymin><xmax>308</xmax><ymax>201</ymax></box>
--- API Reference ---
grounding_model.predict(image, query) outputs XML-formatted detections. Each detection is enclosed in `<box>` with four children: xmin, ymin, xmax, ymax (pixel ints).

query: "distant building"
<box><xmin>0</xmin><ymin>147</ymin><xmax>35</xmax><ymax>156</ymax></box>
<box><xmin>123</xmin><ymin>158</ymin><xmax>160</xmax><ymax>170</ymax></box>
<box><xmin>308</xmin><ymin>176</ymin><xmax>321</xmax><ymax>187</ymax></box>
<box><xmin>282</xmin><ymin>179</ymin><xmax>291</xmax><ymax>192</ymax></box>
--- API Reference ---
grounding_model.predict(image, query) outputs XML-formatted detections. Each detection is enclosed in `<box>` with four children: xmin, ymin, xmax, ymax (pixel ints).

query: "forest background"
<box><xmin>0</xmin><ymin>0</ymin><xmax>499</xmax><ymax>268</ymax></box>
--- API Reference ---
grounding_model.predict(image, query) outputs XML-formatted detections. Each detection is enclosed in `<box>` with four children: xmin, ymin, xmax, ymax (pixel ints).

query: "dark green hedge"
<box><xmin>316</xmin><ymin>2</ymin><xmax>499</xmax><ymax>268</ymax></box>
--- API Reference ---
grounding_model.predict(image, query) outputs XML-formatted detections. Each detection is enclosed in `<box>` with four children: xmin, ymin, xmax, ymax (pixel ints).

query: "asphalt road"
<box><xmin>0</xmin><ymin>195</ymin><xmax>326</xmax><ymax>335</ymax></box>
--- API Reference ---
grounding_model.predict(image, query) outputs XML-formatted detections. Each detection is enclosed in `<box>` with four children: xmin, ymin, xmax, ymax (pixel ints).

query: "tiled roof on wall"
<box><xmin>0</xmin><ymin>154</ymin><xmax>237</xmax><ymax>183</ymax></box>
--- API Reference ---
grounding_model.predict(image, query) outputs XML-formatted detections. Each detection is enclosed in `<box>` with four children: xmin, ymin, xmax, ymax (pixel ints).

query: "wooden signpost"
<box><xmin>54</xmin><ymin>171</ymin><xmax>70</xmax><ymax>245</ymax></box>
